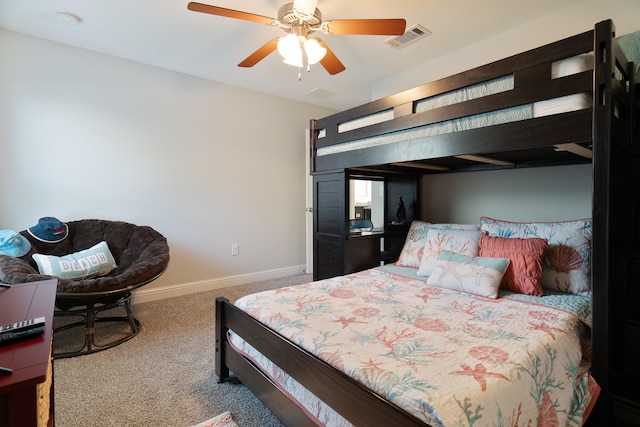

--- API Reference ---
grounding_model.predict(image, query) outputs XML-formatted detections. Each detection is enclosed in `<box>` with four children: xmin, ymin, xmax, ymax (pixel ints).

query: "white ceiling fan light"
<box><xmin>278</xmin><ymin>34</ymin><xmax>304</xmax><ymax>67</ymax></box>
<box><xmin>274</xmin><ymin>1</ymin><xmax>326</xmax><ymax>75</ymax></box>
<box><xmin>304</xmin><ymin>38</ymin><xmax>326</xmax><ymax>65</ymax></box>
<box><xmin>277</xmin><ymin>36</ymin><xmax>327</xmax><ymax>68</ymax></box>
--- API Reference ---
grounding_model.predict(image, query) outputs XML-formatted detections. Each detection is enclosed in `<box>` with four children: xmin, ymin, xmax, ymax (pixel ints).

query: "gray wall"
<box><xmin>0</xmin><ymin>30</ymin><xmax>335</xmax><ymax>300</ymax></box>
<box><xmin>420</xmin><ymin>164</ymin><xmax>592</xmax><ymax>224</ymax></box>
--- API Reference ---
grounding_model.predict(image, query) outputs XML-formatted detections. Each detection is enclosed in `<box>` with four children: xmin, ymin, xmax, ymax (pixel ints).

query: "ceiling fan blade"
<box><xmin>323</xmin><ymin>19</ymin><xmax>406</xmax><ymax>36</ymax></box>
<box><xmin>317</xmin><ymin>40</ymin><xmax>346</xmax><ymax>75</ymax></box>
<box><xmin>187</xmin><ymin>2</ymin><xmax>275</xmax><ymax>26</ymax></box>
<box><xmin>293</xmin><ymin>0</ymin><xmax>319</xmax><ymax>16</ymax></box>
<box><xmin>238</xmin><ymin>38</ymin><xmax>279</xmax><ymax>68</ymax></box>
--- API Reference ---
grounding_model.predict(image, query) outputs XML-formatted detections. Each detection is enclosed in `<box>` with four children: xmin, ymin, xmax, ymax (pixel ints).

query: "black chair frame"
<box><xmin>52</xmin><ymin>266</ymin><xmax>167</xmax><ymax>358</ymax></box>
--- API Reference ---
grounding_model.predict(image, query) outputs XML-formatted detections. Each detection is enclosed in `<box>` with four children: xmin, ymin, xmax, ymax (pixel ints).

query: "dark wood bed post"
<box><xmin>215</xmin><ymin>297</ymin><xmax>230</xmax><ymax>382</ymax></box>
<box><xmin>590</xmin><ymin>18</ymin><xmax>614</xmax><ymax>424</ymax></box>
<box><xmin>591</xmin><ymin>19</ymin><xmax>640</xmax><ymax>425</ymax></box>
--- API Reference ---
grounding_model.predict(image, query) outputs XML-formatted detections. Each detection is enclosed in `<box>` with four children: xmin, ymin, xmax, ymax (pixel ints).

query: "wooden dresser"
<box><xmin>0</xmin><ymin>279</ymin><xmax>57</xmax><ymax>427</ymax></box>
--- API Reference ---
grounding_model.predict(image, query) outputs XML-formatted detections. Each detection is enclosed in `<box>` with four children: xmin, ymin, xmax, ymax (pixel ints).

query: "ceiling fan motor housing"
<box><xmin>278</xmin><ymin>2</ymin><xmax>322</xmax><ymax>27</ymax></box>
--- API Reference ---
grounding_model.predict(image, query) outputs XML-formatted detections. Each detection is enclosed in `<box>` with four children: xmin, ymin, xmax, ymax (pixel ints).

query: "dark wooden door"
<box><xmin>313</xmin><ymin>172</ymin><xmax>347</xmax><ymax>280</ymax></box>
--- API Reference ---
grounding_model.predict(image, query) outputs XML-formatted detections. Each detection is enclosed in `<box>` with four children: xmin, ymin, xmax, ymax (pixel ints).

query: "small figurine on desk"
<box><xmin>391</xmin><ymin>196</ymin><xmax>406</xmax><ymax>225</ymax></box>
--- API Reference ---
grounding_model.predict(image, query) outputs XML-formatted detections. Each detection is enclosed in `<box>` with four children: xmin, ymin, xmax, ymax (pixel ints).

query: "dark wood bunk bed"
<box><xmin>216</xmin><ymin>19</ymin><xmax>639</xmax><ymax>426</ymax></box>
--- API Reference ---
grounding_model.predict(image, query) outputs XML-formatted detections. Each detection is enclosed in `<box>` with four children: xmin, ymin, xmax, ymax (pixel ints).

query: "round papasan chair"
<box><xmin>0</xmin><ymin>219</ymin><xmax>170</xmax><ymax>358</ymax></box>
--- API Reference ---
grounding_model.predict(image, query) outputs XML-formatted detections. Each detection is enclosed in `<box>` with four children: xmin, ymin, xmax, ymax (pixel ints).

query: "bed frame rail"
<box><xmin>215</xmin><ymin>297</ymin><xmax>429</xmax><ymax>426</ymax></box>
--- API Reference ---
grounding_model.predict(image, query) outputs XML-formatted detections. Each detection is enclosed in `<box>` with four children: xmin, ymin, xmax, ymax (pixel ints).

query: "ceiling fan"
<box><xmin>187</xmin><ymin>0</ymin><xmax>406</xmax><ymax>78</ymax></box>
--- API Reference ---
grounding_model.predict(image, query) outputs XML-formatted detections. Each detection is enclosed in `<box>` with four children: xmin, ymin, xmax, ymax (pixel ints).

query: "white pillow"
<box><xmin>32</xmin><ymin>241</ymin><xmax>117</xmax><ymax>279</ymax></box>
<box><xmin>427</xmin><ymin>251</ymin><xmax>510</xmax><ymax>298</ymax></box>
<box><xmin>416</xmin><ymin>228</ymin><xmax>481</xmax><ymax>276</ymax></box>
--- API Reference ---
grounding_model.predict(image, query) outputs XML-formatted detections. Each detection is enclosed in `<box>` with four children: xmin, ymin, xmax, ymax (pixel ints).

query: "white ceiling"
<box><xmin>0</xmin><ymin>0</ymin><xmax>592</xmax><ymax>110</ymax></box>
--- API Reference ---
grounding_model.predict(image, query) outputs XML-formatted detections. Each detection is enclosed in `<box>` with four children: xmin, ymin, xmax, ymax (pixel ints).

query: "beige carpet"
<box><xmin>53</xmin><ymin>273</ymin><xmax>312</xmax><ymax>427</ymax></box>
<box><xmin>189</xmin><ymin>411</ymin><xmax>239</xmax><ymax>427</ymax></box>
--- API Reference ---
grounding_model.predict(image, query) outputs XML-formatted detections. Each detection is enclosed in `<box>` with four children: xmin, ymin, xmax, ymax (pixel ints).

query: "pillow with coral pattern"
<box><xmin>395</xmin><ymin>221</ymin><xmax>479</xmax><ymax>268</ymax></box>
<box><xmin>416</xmin><ymin>228</ymin><xmax>482</xmax><ymax>276</ymax></box>
<box><xmin>395</xmin><ymin>221</ymin><xmax>432</xmax><ymax>268</ymax></box>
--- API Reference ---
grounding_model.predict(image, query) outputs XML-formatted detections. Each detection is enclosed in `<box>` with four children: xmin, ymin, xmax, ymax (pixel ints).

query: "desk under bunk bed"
<box><xmin>216</xmin><ymin>19</ymin><xmax>639</xmax><ymax>426</ymax></box>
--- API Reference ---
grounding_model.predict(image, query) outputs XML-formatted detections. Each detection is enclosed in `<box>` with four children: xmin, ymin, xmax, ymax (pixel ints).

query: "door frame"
<box><xmin>305</xmin><ymin>129</ymin><xmax>313</xmax><ymax>274</ymax></box>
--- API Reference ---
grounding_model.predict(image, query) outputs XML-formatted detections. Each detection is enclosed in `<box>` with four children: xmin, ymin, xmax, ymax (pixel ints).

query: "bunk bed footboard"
<box><xmin>214</xmin><ymin>297</ymin><xmax>429</xmax><ymax>426</ymax></box>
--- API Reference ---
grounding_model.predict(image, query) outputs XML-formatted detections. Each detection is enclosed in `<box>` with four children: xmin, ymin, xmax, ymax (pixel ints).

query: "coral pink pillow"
<box><xmin>479</xmin><ymin>235</ymin><xmax>547</xmax><ymax>296</ymax></box>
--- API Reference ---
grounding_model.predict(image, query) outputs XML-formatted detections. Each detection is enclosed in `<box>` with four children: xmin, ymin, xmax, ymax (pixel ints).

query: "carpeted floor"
<box><xmin>53</xmin><ymin>273</ymin><xmax>312</xmax><ymax>427</ymax></box>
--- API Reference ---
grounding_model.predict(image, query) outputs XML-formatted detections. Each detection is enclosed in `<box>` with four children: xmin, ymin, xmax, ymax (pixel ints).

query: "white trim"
<box><xmin>305</xmin><ymin>128</ymin><xmax>313</xmax><ymax>275</ymax></box>
<box><xmin>131</xmin><ymin>264</ymin><xmax>307</xmax><ymax>304</ymax></box>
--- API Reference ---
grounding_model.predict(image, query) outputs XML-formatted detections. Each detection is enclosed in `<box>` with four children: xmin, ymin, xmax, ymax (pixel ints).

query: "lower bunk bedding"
<box><xmin>228</xmin><ymin>264</ymin><xmax>599</xmax><ymax>426</ymax></box>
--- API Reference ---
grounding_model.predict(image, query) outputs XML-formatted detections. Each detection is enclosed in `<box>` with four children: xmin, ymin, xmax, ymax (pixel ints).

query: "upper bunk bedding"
<box><xmin>231</xmin><ymin>265</ymin><xmax>597</xmax><ymax>427</ymax></box>
<box><xmin>310</xmin><ymin>20</ymin><xmax>638</xmax><ymax>175</ymax></box>
<box><xmin>318</xmin><ymin>54</ymin><xmax>595</xmax><ymax>158</ymax></box>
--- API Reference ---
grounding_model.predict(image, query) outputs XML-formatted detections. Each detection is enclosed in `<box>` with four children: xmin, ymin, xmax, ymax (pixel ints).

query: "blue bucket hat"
<box><xmin>27</xmin><ymin>217</ymin><xmax>69</xmax><ymax>243</ymax></box>
<box><xmin>0</xmin><ymin>229</ymin><xmax>32</xmax><ymax>257</ymax></box>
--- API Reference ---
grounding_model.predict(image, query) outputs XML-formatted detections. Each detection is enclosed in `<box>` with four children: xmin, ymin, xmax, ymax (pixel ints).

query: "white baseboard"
<box><xmin>132</xmin><ymin>264</ymin><xmax>308</xmax><ymax>304</ymax></box>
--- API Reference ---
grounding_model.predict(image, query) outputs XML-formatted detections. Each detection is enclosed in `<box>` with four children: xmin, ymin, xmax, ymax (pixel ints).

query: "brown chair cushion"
<box><xmin>0</xmin><ymin>219</ymin><xmax>169</xmax><ymax>294</ymax></box>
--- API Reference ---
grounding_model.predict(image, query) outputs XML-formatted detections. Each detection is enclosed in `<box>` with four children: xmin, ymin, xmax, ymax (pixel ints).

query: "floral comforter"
<box><xmin>231</xmin><ymin>267</ymin><xmax>598</xmax><ymax>426</ymax></box>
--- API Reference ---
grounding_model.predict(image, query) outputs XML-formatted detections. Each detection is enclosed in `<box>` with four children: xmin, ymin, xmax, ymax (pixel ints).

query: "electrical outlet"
<box><xmin>231</xmin><ymin>244</ymin><xmax>239</xmax><ymax>256</ymax></box>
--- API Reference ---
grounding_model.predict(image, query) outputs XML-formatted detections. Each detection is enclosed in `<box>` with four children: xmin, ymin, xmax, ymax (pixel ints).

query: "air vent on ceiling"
<box><xmin>306</xmin><ymin>88</ymin><xmax>337</xmax><ymax>99</ymax></box>
<box><xmin>385</xmin><ymin>24</ymin><xmax>431</xmax><ymax>49</ymax></box>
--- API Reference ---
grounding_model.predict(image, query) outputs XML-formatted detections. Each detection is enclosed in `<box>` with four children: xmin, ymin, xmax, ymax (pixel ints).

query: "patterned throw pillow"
<box><xmin>32</xmin><ymin>241</ymin><xmax>117</xmax><ymax>279</ymax></box>
<box><xmin>395</xmin><ymin>221</ymin><xmax>479</xmax><ymax>268</ymax></box>
<box><xmin>479</xmin><ymin>216</ymin><xmax>592</xmax><ymax>295</ymax></box>
<box><xmin>416</xmin><ymin>228</ymin><xmax>482</xmax><ymax>276</ymax></box>
<box><xmin>395</xmin><ymin>221</ymin><xmax>432</xmax><ymax>268</ymax></box>
<box><xmin>426</xmin><ymin>250</ymin><xmax>510</xmax><ymax>298</ymax></box>
<box><xmin>479</xmin><ymin>235</ymin><xmax>548</xmax><ymax>296</ymax></box>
